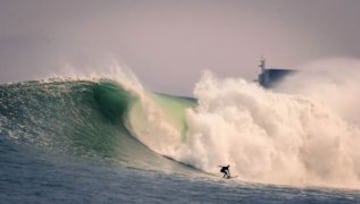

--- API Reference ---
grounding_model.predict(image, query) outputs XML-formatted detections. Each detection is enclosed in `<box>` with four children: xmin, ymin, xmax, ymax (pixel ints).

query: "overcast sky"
<box><xmin>1</xmin><ymin>0</ymin><xmax>359</xmax><ymax>95</ymax></box>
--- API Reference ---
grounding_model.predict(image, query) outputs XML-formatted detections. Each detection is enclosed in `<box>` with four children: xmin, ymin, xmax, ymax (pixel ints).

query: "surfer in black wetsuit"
<box><xmin>219</xmin><ymin>165</ymin><xmax>231</xmax><ymax>178</ymax></box>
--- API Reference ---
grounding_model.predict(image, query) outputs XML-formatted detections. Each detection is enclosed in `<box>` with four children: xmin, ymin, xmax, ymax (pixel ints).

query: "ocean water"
<box><xmin>0</xmin><ymin>75</ymin><xmax>360</xmax><ymax>203</ymax></box>
<box><xmin>1</xmin><ymin>138</ymin><xmax>359</xmax><ymax>204</ymax></box>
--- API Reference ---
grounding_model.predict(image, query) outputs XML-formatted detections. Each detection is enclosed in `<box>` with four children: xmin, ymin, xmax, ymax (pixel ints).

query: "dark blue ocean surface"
<box><xmin>1</xmin><ymin>137</ymin><xmax>359</xmax><ymax>204</ymax></box>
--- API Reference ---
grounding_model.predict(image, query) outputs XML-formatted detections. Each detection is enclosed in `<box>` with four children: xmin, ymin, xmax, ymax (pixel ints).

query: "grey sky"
<box><xmin>1</xmin><ymin>0</ymin><xmax>359</xmax><ymax>95</ymax></box>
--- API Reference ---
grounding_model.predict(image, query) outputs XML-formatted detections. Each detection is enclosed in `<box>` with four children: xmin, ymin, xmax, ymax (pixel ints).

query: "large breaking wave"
<box><xmin>0</xmin><ymin>77</ymin><xmax>196</xmax><ymax>174</ymax></box>
<box><xmin>1</xmin><ymin>58</ymin><xmax>360</xmax><ymax>189</ymax></box>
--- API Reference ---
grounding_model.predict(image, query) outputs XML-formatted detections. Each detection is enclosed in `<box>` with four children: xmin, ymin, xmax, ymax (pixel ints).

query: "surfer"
<box><xmin>219</xmin><ymin>165</ymin><xmax>231</xmax><ymax>178</ymax></box>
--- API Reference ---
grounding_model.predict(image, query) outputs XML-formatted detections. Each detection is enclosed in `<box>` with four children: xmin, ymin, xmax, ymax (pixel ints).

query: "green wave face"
<box><xmin>0</xmin><ymin>80</ymin><xmax>134</xmax><ymax>157</ymax></box>
<box><xmin>0</xmin><ymin>79</ymin><xmax>198</xmax><ymax>173</ymax></box>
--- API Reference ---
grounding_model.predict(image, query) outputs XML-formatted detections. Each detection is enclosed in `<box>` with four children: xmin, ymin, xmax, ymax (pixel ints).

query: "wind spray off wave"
<box><xmin>0</xmin><ymin>64</ymin><xmax>195</xmax><ymax>174</ymax></box>
<box><xmin>170</xmin><ymin>60</ymin><xmax>360</xmax><ymax>189</ymax></box>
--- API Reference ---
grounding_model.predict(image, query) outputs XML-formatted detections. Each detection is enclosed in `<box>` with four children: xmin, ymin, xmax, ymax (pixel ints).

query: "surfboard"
<box><xmin>225</xmin><ymin>175</ymin><xmax>238</xmax><ymax>179</ymax></box>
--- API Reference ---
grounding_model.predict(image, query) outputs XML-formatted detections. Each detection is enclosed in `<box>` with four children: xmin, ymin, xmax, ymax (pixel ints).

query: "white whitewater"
<box><xmin>173</xmin><ymin>58</ymin><xmax>360</xmax><ymax>189</ymax></box>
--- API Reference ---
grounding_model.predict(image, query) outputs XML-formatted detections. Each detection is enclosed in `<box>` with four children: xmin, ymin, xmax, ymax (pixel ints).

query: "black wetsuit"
<box><xmin>220</xmin><ymin>165</ymin><xmax>230</xmax><ymax>178</ymax></box>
